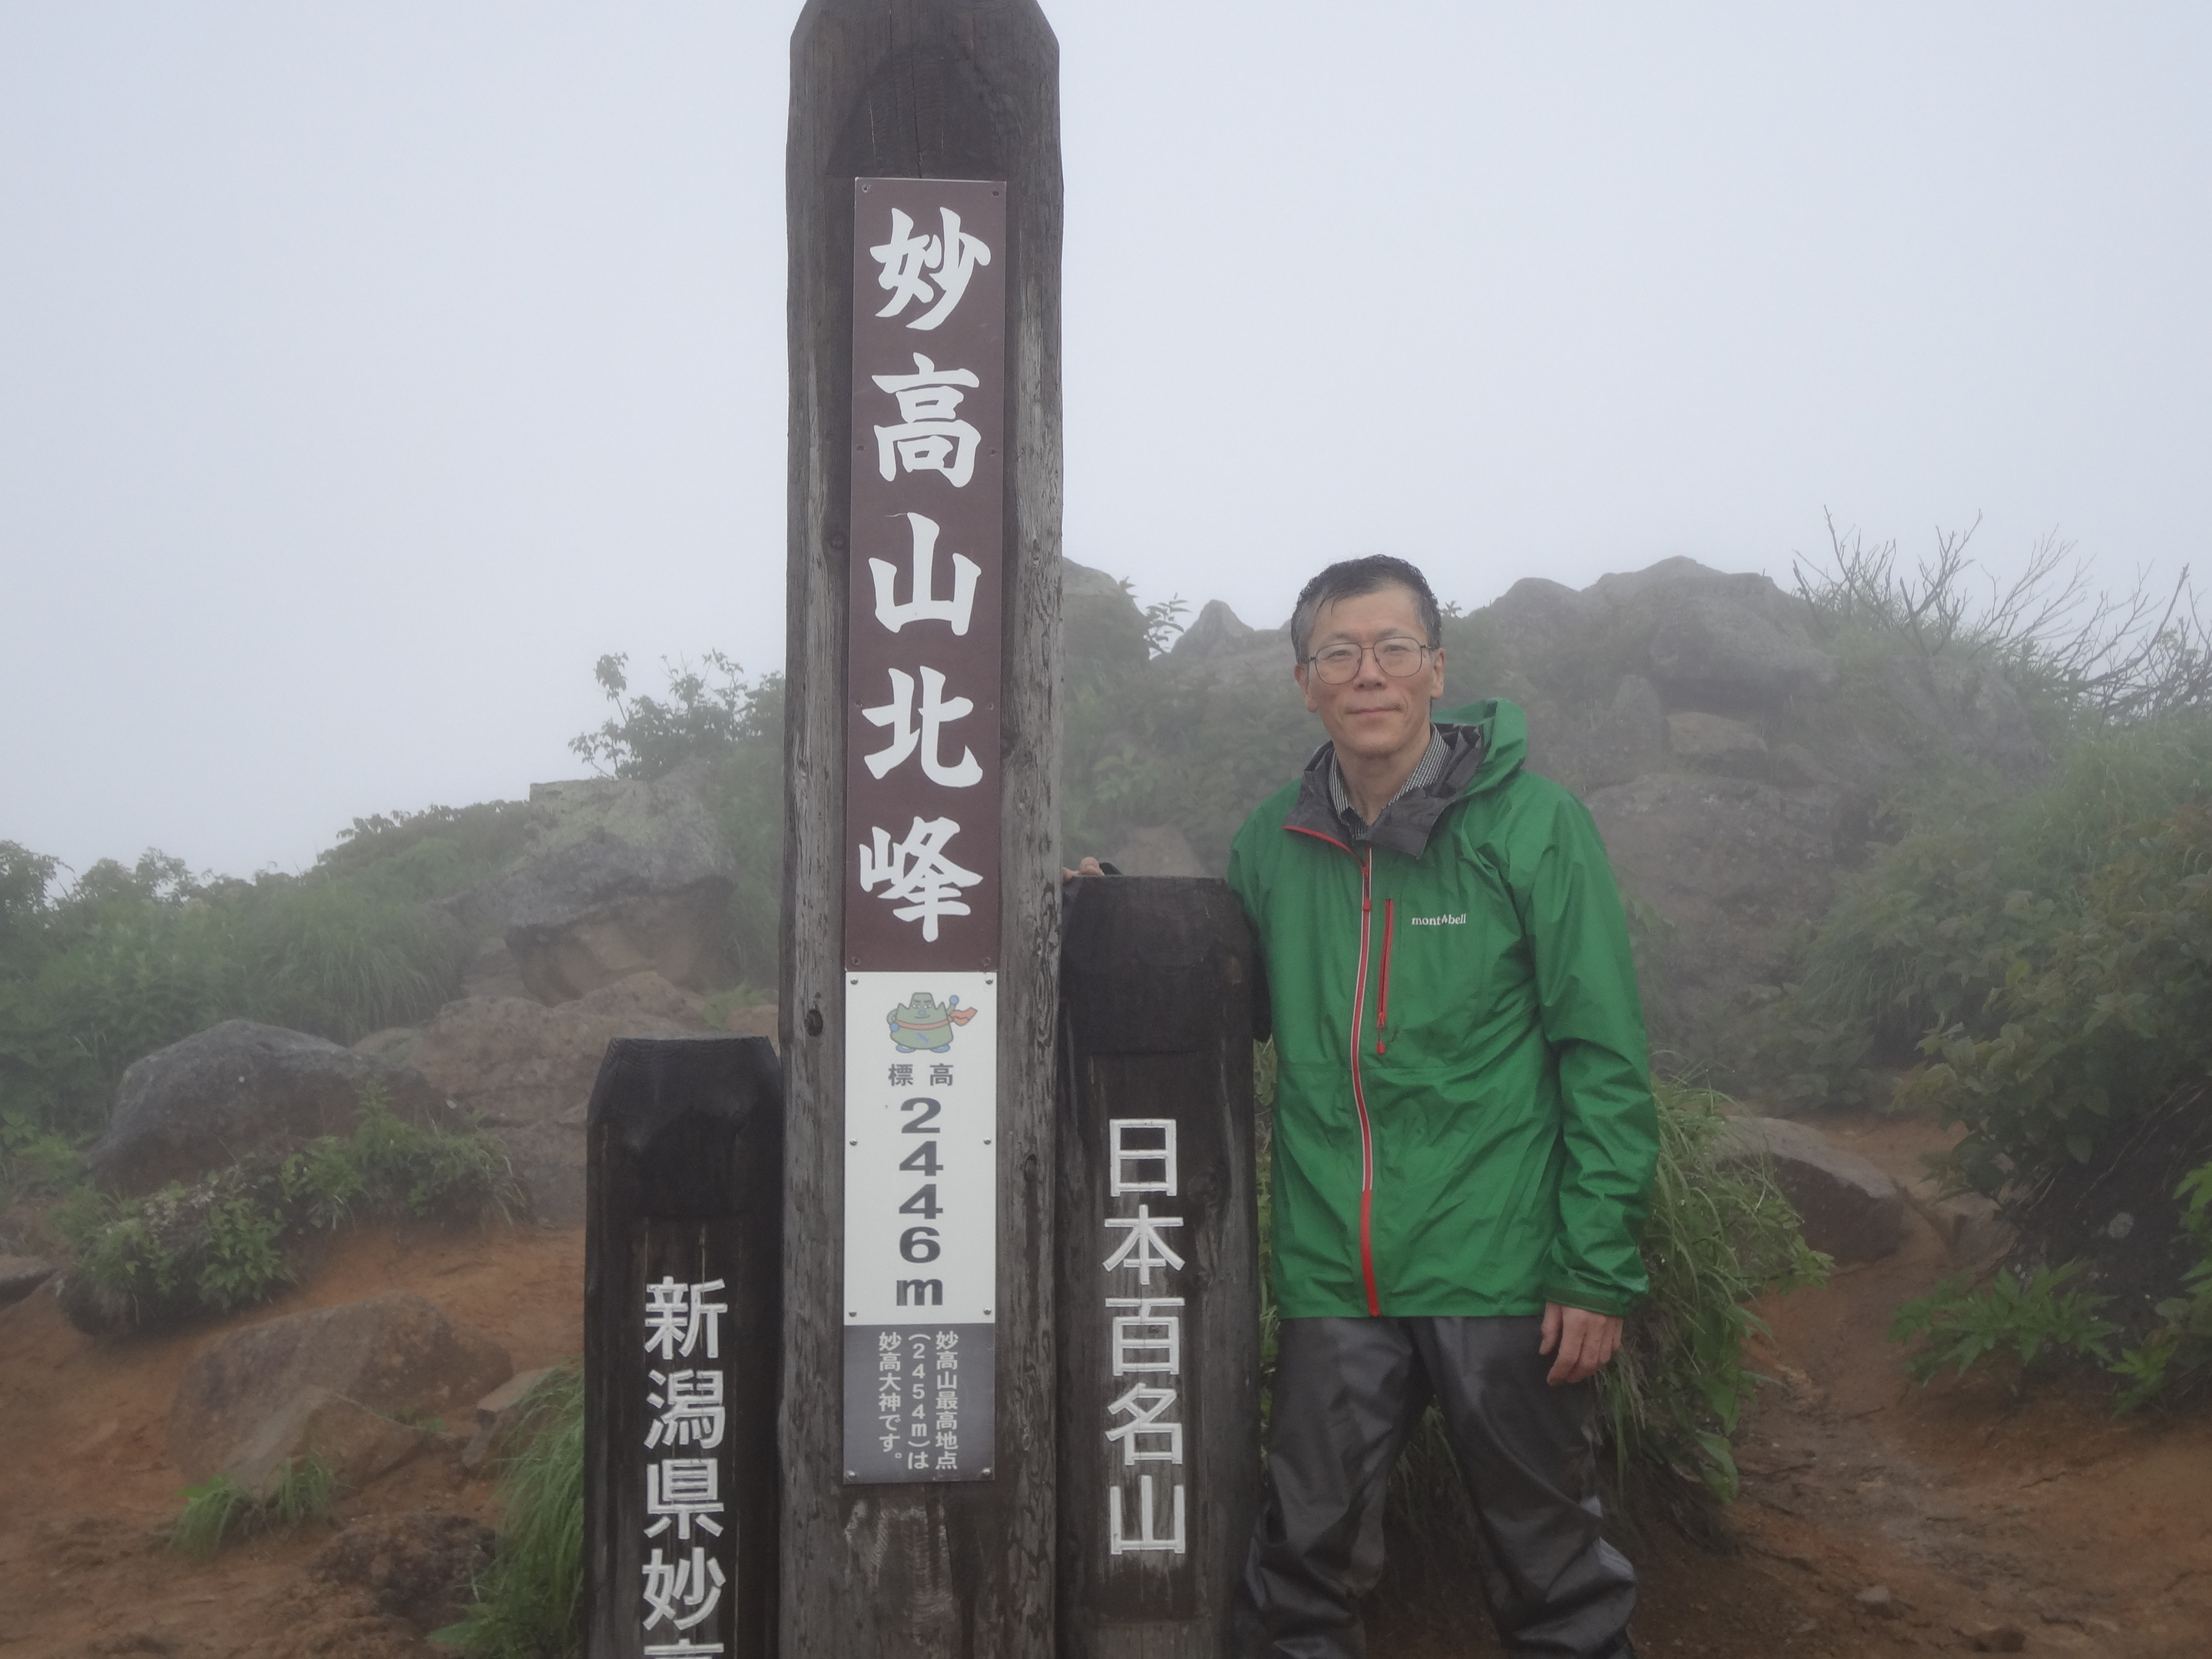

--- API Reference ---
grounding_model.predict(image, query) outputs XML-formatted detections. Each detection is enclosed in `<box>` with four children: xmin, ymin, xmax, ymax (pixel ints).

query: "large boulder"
<box><xmin>1483</xmin><ymin>560</ymin><xmax>1836</xmax><ymax>708</ymax></box>
<box><xmin>169</xmin><ymin>1293</ymin><xmax>510</xmax><ymax>1485</ymax></box>
<box><xmin>1644</xmin><ymin>592</ymin><xmax>1838</xmax><ymax>708</ymax></box>
<box><xmin>1584</xmin><ymin>773</ymin><xmax>1839</xmax><ymax>1057</ymax></box>
<box><xmin>1667</xmin><ymin>710</ymin><xmax>1769</xmax><ymax>777</ymax></box>
<box><xmin>1714</xmin><ymin>1116</ymin><xmax>1906</xmax><ymax>1264</ymax></box>
<box><xmin>88</xmin><ymin>1022</ymin><xmax>460</xmax><ymax>1197</ymax></box>
<box><xmin>1482</xmin><ymin>578</ymin><xmax>1594</xmax><ymax>675</ymax></box>
<box><xmin>222</xmin><ymin>1385</ymin><xmax>427</xmax><ymax>1498</ymax></box>
<box><xmin>447</xmin><ymin>763</ymin><xmax>737</xmax><ymax>1004</ymax></box>
<box><xmin>1558</xmin><ymin>674</ymin><xmax>1667</xmax><ymax>791</ymax></box>
<box><xmin>0</xmin><ymin>1254</ymin><xmax>55</xmax><ymax>1307</ymax></box>
<box><xmin>399</xmin><ymin>973</ymin><xmax>703</xmax><ymax>1129</ymax></box>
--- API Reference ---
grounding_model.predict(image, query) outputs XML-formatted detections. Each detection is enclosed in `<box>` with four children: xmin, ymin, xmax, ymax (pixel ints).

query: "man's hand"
<box><xmin>1060</xmin><ymin>856</ymin><xmax>1105</xmax><ymax>881</ymax></box>
<box><xmin>1539</xmin><ymin>1303</ymin><xmax>1624</xmax><ymax>1386</ymax></box>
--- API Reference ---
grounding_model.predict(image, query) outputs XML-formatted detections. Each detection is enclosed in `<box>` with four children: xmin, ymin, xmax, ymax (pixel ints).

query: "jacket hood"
<box><xmin>1433</xmin><ymin>697</ymin><xmax>1528</xmax><ymax>798</ymax></box>
<box><xmin>1283</xmin><ymin>699</ymin><xmax>1526</xmax><ymax>859</ymax></box>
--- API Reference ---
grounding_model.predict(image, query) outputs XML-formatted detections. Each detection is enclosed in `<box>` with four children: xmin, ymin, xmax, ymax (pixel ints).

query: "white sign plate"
<box><xmin>843</xmin><ymin>970</ymin><xmax>998</xmax><ymax>1326</ymax></box>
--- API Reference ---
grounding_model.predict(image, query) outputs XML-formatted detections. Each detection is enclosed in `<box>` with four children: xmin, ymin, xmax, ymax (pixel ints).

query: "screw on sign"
<box><xmin>1104</xmin><ymin>1119</ymin><xmax>1190</xmax><ymax>1556</ymax></box>
<box><xmin>641</xmin><ymin>1275</ymin><xmax>729</xmax><ymax>1655</ymax></box>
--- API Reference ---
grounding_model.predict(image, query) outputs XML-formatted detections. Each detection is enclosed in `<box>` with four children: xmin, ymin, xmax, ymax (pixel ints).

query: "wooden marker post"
<box><xmin>782</xmin><ymin>3</ymin><xmax>1061</xmax><ymax>1655</ymax></box>
<box><xmin>1058</xmin><ymin>878</ymin><xmax>1262</xmax><ymax>1658</ymax></box>
<box><xmin>583</xmin><ymin>1035</ymin><xmax>783</xmax><ymax>1659</ymax></box>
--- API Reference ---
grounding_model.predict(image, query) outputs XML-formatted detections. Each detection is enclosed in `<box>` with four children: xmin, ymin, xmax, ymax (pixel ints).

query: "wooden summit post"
<box><xmin>782</xmin><ymin>4</ymin><xmax>1062</xmax><ymax>1656</ymax></box>
<box><xmin>1058</xmin><ymin>878</ymin><xmax>1261</xmax><ymax>1657</ymax></box>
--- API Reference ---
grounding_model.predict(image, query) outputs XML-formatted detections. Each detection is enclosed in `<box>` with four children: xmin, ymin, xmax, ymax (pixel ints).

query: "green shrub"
<box><xmin>439</xmin><ymin>1364</ymin><xmax>585</xmax><ymax>1657</ymax></box>
<box><xmin>312</xmin><ymin>800</ymin><xmax>540</xmax><ymax>899</ymax></box>
<box><xmin>171</xmin><ymin>1454</ymin><xmax>336</xmax><ymax>1559</ymax></box>
<box><xmin>1906</xmin><ymin>802</ymin><xmax>2212</xmax><ymax>1196</ymax></box>
<box><xmin>1754</xmin><ymin>717</ymin><xmax>2212</xmax><ymax>1112</ymax></box>
<box><xmin>1889</xmin><ymin>1260</ymin><xmax>2119</xmax><ymax>1392</ymax></box>
<box><xmin>58</xmin><ymin>1089</ymin><xmax>520</xmax><ymax>1334</ymax></box>
<box><xmin>0</xmin><ymin>851</ymin><xmax>472</xmax><ymax>1147</ymax></box>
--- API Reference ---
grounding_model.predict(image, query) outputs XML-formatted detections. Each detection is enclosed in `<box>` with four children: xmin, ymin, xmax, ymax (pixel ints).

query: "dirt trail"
<box><xmin>1694</xmin><ymin>1111</ymin><xmax>2212</xmax><ymax>1658</ymax></box>
<box><xmin>0</xmin><ymin>1220</ymin><xmax>584</xmax><ymax>1658</ymax></box>
<box><xmin>4</xmin><ymin>1113</ymin><xmax>2210</xmax><ymax>1657</ymax></box>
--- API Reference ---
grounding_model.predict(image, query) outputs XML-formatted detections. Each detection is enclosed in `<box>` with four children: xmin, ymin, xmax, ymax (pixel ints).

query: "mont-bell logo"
<box><xmin>1407</xmin><ymin>912</ymin><xmax>1466</xmax><ymax>927</ymax></box>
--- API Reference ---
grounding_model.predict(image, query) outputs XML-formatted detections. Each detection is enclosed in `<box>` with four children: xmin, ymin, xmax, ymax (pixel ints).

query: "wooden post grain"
<box><xmin>583</xmin><ymin>1035</ymin><xmax>784</xmax><ymax>1659</ymax></box>
<box><xmin>781</xmin><ymin>4</ymin><xmax>1063</xmax><ymax>1655</ymax></box>
<box><xmin>1058</xmin><ymin>877</ymin><xmax>1262</xmax><ymax>1659</ymax></box>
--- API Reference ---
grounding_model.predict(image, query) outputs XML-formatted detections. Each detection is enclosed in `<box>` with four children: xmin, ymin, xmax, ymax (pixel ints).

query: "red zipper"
<box><xmin>1375</xmin><ymin>899</ymin><xmax>1396</xmax><ymax>1056</ymax></box>
<box><xmin>1349</xmin><ymin>847</ymin><xmax>1382</xmax><ymax>1316</ymax></box>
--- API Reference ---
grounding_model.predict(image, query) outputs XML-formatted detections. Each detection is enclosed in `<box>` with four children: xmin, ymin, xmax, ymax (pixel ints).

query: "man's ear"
<box><xmin>1427</xmin><ymin>649</ymin><xmax>1446</xmax><ymax>703</ymax></box>
<box><xmin>1294</xmin><ymin>660</ymin><xmax>1320</xmax><ymax>714</ymax></box>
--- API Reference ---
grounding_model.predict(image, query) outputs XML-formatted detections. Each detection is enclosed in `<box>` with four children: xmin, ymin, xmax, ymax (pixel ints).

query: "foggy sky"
<box><xmin>3</xmin><ymin>2</ymin><xmax>2207</xmax><ymax>879</ymax></box>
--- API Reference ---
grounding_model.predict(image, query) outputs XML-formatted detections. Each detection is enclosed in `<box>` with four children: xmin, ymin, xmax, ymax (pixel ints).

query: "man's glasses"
<box><xmin>1305</xmin><ymin>639</ymin><xmax>1435</xmax><ymax>685</ymax></box>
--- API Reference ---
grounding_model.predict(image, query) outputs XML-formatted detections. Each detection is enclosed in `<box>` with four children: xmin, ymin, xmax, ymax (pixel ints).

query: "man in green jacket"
<box><xmin>1229</xmin><ymin>555</ymin><xmax>1655</xmax><ymax>1658</ymax></box>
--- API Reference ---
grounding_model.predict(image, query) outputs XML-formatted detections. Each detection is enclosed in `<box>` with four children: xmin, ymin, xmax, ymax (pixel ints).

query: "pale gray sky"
<box><xmin>4</xmin><ymin>3</ymin><xmax>2207</xmax><ymax>878</ymax></box>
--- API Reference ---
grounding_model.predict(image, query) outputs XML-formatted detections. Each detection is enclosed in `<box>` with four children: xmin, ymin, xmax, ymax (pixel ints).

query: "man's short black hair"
<box><xmin>1290</xmin><ymin>555</ymin><xmax>1444</xmax><ymax>661</ymax></box>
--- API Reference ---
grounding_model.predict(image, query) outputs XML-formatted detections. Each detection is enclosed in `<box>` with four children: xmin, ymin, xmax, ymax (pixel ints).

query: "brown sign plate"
<box><xmin>844</xmin><ymin>177</ymin><xmax>1007</xmax><ymax>973</ymax></box>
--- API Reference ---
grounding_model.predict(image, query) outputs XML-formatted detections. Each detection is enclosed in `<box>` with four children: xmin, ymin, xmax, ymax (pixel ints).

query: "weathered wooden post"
<box><xmin>584</xmin><ymin>1035</ymin><xmax>784</xmax><ymax>1659</ymax></box>
<box><xmin>1058</xmin><ymin>878</ymin><xmax>1262</xmax><ymax>1658</ymax></box>
<box><xmin>781</xmin><ymin>2</ymin><xmax>1062</xmax><ymax>1655</ymax></box>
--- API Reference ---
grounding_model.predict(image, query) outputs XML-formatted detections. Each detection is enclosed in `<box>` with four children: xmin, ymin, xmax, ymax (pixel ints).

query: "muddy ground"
<box><xmin>3</xmin><ymin>1109</ymin><xmax>2208</xmax><ymax>1657</ymax></box>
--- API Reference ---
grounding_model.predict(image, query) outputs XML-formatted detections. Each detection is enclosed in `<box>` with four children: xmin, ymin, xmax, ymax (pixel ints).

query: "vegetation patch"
<box><xmin>0</xmin><ymin>836</ymin><xmax>485</xmax><ymax>1160</ymax></box>
<box><xmin>1891</xmin><ymin>1261</ymin><xmax>2120</xmax><ymax>1392</ymax></box>
<box><xmin>55</xmin><ymin>1087</ymin><xmax>521</xmax><ymax>1336</ymax></box>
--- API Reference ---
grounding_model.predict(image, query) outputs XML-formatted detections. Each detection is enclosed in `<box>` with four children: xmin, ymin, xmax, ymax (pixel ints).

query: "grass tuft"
<box><xmin>170</xmin><ymin>1454</ymin><xmax>336</xmax><ymax>1559</ymax></box>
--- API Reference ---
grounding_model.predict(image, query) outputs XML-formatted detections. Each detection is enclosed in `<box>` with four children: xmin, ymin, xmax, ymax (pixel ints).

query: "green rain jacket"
<box><xmin>1226</xmin><ymin>699</ymin><xmax>1658</xmax><ymax>1320</ymax></box>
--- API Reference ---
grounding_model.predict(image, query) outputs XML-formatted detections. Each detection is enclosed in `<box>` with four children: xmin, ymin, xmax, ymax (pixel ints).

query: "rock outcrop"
<box><xmin>1167</xmin><ymin>597</ymin><xmax>1293</xmax><ymax>684</ymax></box>
<box><xmin>356</xmin><ymin>972</ymin><xmax>709</xmax><ymax>1226</ymax></box>
<box><xmin>1715</xmin><ymin>1116</ymin><xmax>1906</xmax><ymax>1264</ymax></box>
<box><xmin>88</xmin><ymin>1022</ymin><xmax>459</xmax><ymax>1197</ymax></box>
<box><xmin>1586</xmin><ymin>774</ymin><xmax>1839</xmax><ymax>1058</ymax></box>
<box><xmin>168</xmin><ymin>1293</ymin><xmax>510</xmax><ymax>1485</ymax></box>
<box><xmin>0</xmin><ymin>1255</ymin><xmax>55</xmax><ymax>1308</ymax></box>
<box><xmin>399</xmin><ymin>973</ymin><xmax>704</xmax><ymax>1128</ymax></box>
<box><xmin>1463</xmin><ymin>557</ymin><xmax>2047</xmax><ymax>1063</ymax></box>
<box><xmin>445</xmin><ymin>763</ymin><xmax>736</xmax><ymax>1004</ymax></box>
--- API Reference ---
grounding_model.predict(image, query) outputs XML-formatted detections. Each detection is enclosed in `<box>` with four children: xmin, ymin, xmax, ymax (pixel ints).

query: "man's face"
<box><xmin>1293</xmin><ymin>584</ymin><xmax>1445</xmax><ymax>763</ymax></box>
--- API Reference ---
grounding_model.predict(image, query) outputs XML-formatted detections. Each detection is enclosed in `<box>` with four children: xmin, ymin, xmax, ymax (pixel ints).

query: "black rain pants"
<box><xmin>1240</xmin><ymin>1316</ymin><xmax>1637</xmax><ymax>1658</ymax></box>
